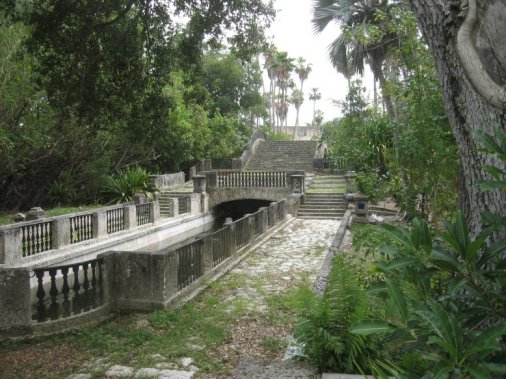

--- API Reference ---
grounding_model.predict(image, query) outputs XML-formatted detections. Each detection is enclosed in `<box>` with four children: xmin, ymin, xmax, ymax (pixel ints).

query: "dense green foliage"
<box><xmin>319</xmin><ymin>4</ymin><xmax>459</xmax><ymax>221</ymax></box>
<box><xmin>0</xmin><ymin>1</ymin><xmax>274</xmax><ymax>211</ymax></box>
<box><xmin>299</xmin><ymin>128</ymin><xmax>506</xmax><ymax>377</ymax></box>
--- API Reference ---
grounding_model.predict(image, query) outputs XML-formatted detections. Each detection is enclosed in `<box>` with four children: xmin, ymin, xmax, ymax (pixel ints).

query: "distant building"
<box><xmin>279</xmin><ymin>125</ymin><xmax>320</xmax><ymax>140</ymax></box>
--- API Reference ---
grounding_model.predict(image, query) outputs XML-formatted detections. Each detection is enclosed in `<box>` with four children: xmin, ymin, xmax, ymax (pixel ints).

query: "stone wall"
<box><xmin>149</xmin><ymin>172</ymin><xmax>185</xmax><ymax>189</ymax></box>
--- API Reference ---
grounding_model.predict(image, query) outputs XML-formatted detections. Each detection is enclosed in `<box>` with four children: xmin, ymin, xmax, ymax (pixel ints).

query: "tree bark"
<box><xmin>409</xmin><ymin>0</ymin><xmax>506</xmax><ymax>240</ymax></box>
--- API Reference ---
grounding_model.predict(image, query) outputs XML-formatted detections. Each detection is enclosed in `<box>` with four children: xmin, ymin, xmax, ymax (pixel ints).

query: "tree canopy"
<box><xmin>0</xmin><ymin>0</ymin><xmax>274</xmax><ymax>210</ymax></box>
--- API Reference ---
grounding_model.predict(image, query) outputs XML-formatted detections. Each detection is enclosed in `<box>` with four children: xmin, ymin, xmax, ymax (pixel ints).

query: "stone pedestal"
<box><xmin>290</xmin><ymin>174</ymin><xmax>305</xmax><ymax>194</ymax></box>
<box><xmin>133</xmin><ymin>193</ymin><xmax>147</xmax><ymax>205</ymax></box>
<box><xmin>192</xmin><ymin>175</ymin><xmax>207</xmax><ymax>193</ymax></box>
<box><xmin>354</xmin><ymin>194</ymin><xmax>369</xmax><ymax>216</ymax></box>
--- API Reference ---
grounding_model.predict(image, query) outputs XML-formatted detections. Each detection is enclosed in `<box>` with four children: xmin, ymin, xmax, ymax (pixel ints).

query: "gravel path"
<box><xmin>69</xmin><ymin>217</ymin><xmax>342</xmax><ymax>379</ymax></box>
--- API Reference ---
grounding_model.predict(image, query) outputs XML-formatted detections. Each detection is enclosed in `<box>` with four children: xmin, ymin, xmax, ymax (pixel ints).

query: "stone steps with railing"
<box><xmin>298</xmin><ymin>175</ymin><xmax>348</xmax><ymax>219</ymax></box>
<box><xmin>244</xmin><ymin>140</ymin><xmax>317</xmax><ymax>172</ymax></box>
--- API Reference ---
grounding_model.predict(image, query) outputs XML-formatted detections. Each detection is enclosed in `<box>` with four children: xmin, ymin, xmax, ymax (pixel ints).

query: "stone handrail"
<box><xmin>217</xmin><ymin>171</ymin><xmax>287</xmax><ymax>188</ymax></box>
<box><xmin>149</xmin><ymin>172</ymin><xmax>185</xmax><ymax>189</ymax></box>
<box><xmin>0</xmin><ymin>199</ymin><xmax>288</xmax><ymax>339</ymax></box>
<box><xmin>234</xmin><ymin>130</ymin><xmax>266</xmax><ymax>169</ymax></box>
<box><xmin>105</xmin><ymin>199</ymin><xmax>287</xmax><ymax>311</ymax></box>
<box><xmin>0</xmin><ymin>202</ymin><xmax>160</xmax><ymax>266</ymax></box>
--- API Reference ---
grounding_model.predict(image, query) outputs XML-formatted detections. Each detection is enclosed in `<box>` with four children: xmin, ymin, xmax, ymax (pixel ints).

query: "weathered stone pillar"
<box><xmin>245</xmin><ymin>214</ymin><xmax>255</xmax><ymax>244</ymax></box>
<box><xmin>270</xmin><ymin>202</ymin><xmax>278</xmax><ymax>225</ymax></box>
<box><xmin>0</xmin><ymin>228</ymin><xmax>22</xmax><ymax>265</ymax></box>
<box><xmin>290</xmin><ymin>174</ymin><xmax>305</xmax><ymax>194</ymax></box>
<box><xmin>123</xmin><ymin>205</ymin><xmax>137</xmax><ymax>230</ymax></box>
<box><xmin>232</xmin><ymin>158</ymin><xmax>243</xmax><ymax>170</ymax></box>
<box><xmin>268</xmin><ymin>205</ymin><xmax>276</xmax><ymax>227</ymax></box>
<box><xmin>133</xmin><ymin>193</ymin><xmax>147</xmax><ymax>205</ymax></box>
<box><xmin>204</xmin><ymin>159</ymin><xmax>212</xmax><ymax>171</ymax></box>
<box><xmin>0</xmin><ymin>268</ymin><xmax>32</xmax><ymax>336</ymax></box>
<box><xmin>201</xmin><ymin>171</ymin><xmax>217</xmax><ymax>189</ymax></box>
<box><xmin>190</xmin><ymin>193</ymin><xmax>202</xmax><ymax>215</ymax></box>
<box><xmin>259</xmin><ymin>207</ymin><xmax>269</xmax><ymax>233</ymax></box>
<box><xmin>200</xmin><ymin>236</ymin><xmax>213</xmax><ymax>274</ymax></box>
<box><xmin>192</xmin><ymin>175</ymin><xmax>207</xmax><ymax>193</ymax></box>
<box><xmin>278</xmin><ymin>200</ymin><xmax>287</xmax><ymax>220</ymax></box>
<box><xmin>153</xmin><ymin>191</ymin><xmax>161</xmax><ymax>202</ymax></box>
<box><xmin>51</xmin><ymin>218</ymin><xmax>71</xmax><ymax>249</ymax></box>
<box><xmin>164</xmin><ymin>252</ymin><xmax>179</xmax><ymax>302</ymax></box>
<box><xmin>165</xmin><ymin>198</ymin><xmax>179</xmax><ymax>217</ymax></box>
<box><xmin>200</xmin><ymin>193</ymin><xmax>209</xmax><ymax>213</ymax></box>
<box><xmin>354</xmin><ymin>194</ymin><xmax>369</xmax><ymax>216</ymax></box>
<box><xmin>150</xmin><ymin>201</ymin><xmax>160</xmax><ymax>224</ymax></box>
<box><xmin>189</xmin><ymin>166</ymin><xmax>197</xmax><ymax>178</ymax></box>
<box><xmin>93</xmin><ymin>210</ymin><xmax>108</xmax><ymax>238</ymax></box>
<box><xmin>223</xmin><ymin>218</ymin><xmax>237</xmax><ymax>256</ymax></box>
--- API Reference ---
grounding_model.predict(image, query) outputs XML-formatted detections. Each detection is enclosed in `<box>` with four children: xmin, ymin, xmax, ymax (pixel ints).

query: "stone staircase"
<box><xmin>244</xmin><ymin>140</ymin><xmax>317</xmax><ymax>172</ymax></box>
<box><xmin>159</xmin><ymin>191</ymin><xmax>191</xmax><ymax>217</ymax></box>
<box><xmin>298</xmin><ymin>175</ymin><xmax>348</xmax><ymax>219</ymax></box>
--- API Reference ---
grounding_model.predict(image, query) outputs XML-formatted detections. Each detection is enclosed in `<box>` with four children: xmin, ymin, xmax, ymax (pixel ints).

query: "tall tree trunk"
<box><xmin>409</xmin><ymin>0</ymin><xmax>506</xmax><ymax>240</ymax></box>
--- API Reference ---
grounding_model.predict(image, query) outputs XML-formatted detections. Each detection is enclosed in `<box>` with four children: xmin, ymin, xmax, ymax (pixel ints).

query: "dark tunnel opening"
<box><xmin>212</xmin><ymin>199</ymin><xmax>272</xmax><ymax>230</ymax></box>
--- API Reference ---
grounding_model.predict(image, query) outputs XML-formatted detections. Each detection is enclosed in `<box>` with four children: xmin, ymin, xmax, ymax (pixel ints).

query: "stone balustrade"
<box><xmin>0</xmin><ymin>199</ymin><xmax>288</xmax><ymax>339</ymax></box>
<box><xmin>0</xmin><ymin>202</ymin><xmax>160</xmax><ymax>266</ymax></box>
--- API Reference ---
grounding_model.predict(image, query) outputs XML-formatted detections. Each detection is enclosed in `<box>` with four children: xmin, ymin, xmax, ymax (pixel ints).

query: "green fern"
<box><xmin>294</xmin><ymin>254</ymin><xmax>386</xmax><ymax>373</ymax></box>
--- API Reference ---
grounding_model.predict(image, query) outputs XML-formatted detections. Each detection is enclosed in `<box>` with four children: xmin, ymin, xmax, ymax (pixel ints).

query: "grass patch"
<box><xmin>261</xmin><ymin>336</ymin><xmax>288</xmax><ymax>354</ymax></box>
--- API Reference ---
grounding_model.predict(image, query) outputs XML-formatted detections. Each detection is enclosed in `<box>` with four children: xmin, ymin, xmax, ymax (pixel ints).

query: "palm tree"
<box><xmin>312</xmin><ymin>0</ymin><xmax>399</xmax><ymax>122</ymax></box>
<box><xmin>270</xmin><ymin>51</ymin><xmax>294</xmax><ymax>131</ymax></box>
<box><xmin>290</xmin><ymin>89</ymin><xmax>304</xmax><ymax>136</ymax></box>
<box><xmin>263</xmin><ymin>44</ymin><xmax>278</xmax><ymax>129</ymax></box>
<box><xmin>295</xmin><ymin>57</ymin><xmax>312</xmax><ymax>93</ymax></box>
<box><xmin>309</xmin><ymin>87</ymin><xmax>321</xmax><ymax>122</ymax></box>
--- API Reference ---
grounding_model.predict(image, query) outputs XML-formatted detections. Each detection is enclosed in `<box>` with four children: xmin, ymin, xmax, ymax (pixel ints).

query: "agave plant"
<box><xmin>101</xmin><ymin>167</ymin><xmax>158</xmax><ymax>204</ymax></box>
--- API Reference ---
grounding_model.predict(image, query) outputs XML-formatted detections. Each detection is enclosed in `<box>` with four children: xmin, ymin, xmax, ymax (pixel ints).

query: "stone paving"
<box><xmin>225</xmin><ymin>218</ymin><xmax>340</xmax><ymax>310</ymax></box>
<box><xmin>66</xmin><ymin>217</ymin><xmax>340</xmax><ymax>379</ymax></box>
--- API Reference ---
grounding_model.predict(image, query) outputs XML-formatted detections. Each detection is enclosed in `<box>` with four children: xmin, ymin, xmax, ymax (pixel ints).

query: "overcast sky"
<box><xmin>266</xmin><ymin>0</ymin><xmax>374</xmax><ymax>125</ymax></box>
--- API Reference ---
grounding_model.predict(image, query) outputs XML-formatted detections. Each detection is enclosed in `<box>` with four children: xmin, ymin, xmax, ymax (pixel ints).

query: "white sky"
<box><xmin>266</xmin><ymin>0</ymin><xmax>374</xmax><ymax>125</ymax></box>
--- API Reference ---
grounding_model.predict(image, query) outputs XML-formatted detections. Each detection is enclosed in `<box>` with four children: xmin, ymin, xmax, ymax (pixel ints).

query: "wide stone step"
<box><xmin>245</xmin><ymin>140</ymin><xmax>317</xmax><ymax>172</ymax></box>
<box><xmin>304</xmin><ymin>195</ymin><xmax>345</xmax><ymax>200</ymax></box>
<box><xmin>298</xmin><ymin>215</ymin><xmax>342</xmax><ymax>220</ymax></box>
<box><xmin>298</xmin><ymin>208</ymin><xmax>344</xmax><ymax>212</ymax></box>
<box><xmin>299</xmin><ymin>207</ymin><xmax>347</xmax><ymax>213</ymax></box>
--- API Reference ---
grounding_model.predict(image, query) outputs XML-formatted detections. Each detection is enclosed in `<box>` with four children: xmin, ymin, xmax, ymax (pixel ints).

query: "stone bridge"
<box><xmin>197</xmin><ymin>170</ymin><xmax>305</xmax><ymax>208</ymax></box>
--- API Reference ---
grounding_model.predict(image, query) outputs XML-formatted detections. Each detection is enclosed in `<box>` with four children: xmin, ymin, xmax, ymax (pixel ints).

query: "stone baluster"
<box><xmin>35</xmin><ymin>270</ymin><xmax>46</xmax><ymax>322</ymax></box>
<box><xmin>61</xmin><ymin>267</ymin><xmax>71</xmax><ymax>317</ymax></box>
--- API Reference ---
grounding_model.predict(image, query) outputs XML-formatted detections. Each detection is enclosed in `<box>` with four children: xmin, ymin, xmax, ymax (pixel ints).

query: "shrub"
<box><xmin>293</xmin><ymin>255</ymin><xmax>391</xmax><ymax>374</ymax></box>
<box><xmin>101</xmin><ymin>167</ymin><xmax>158</xmax><ymax>204</ymax></box>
